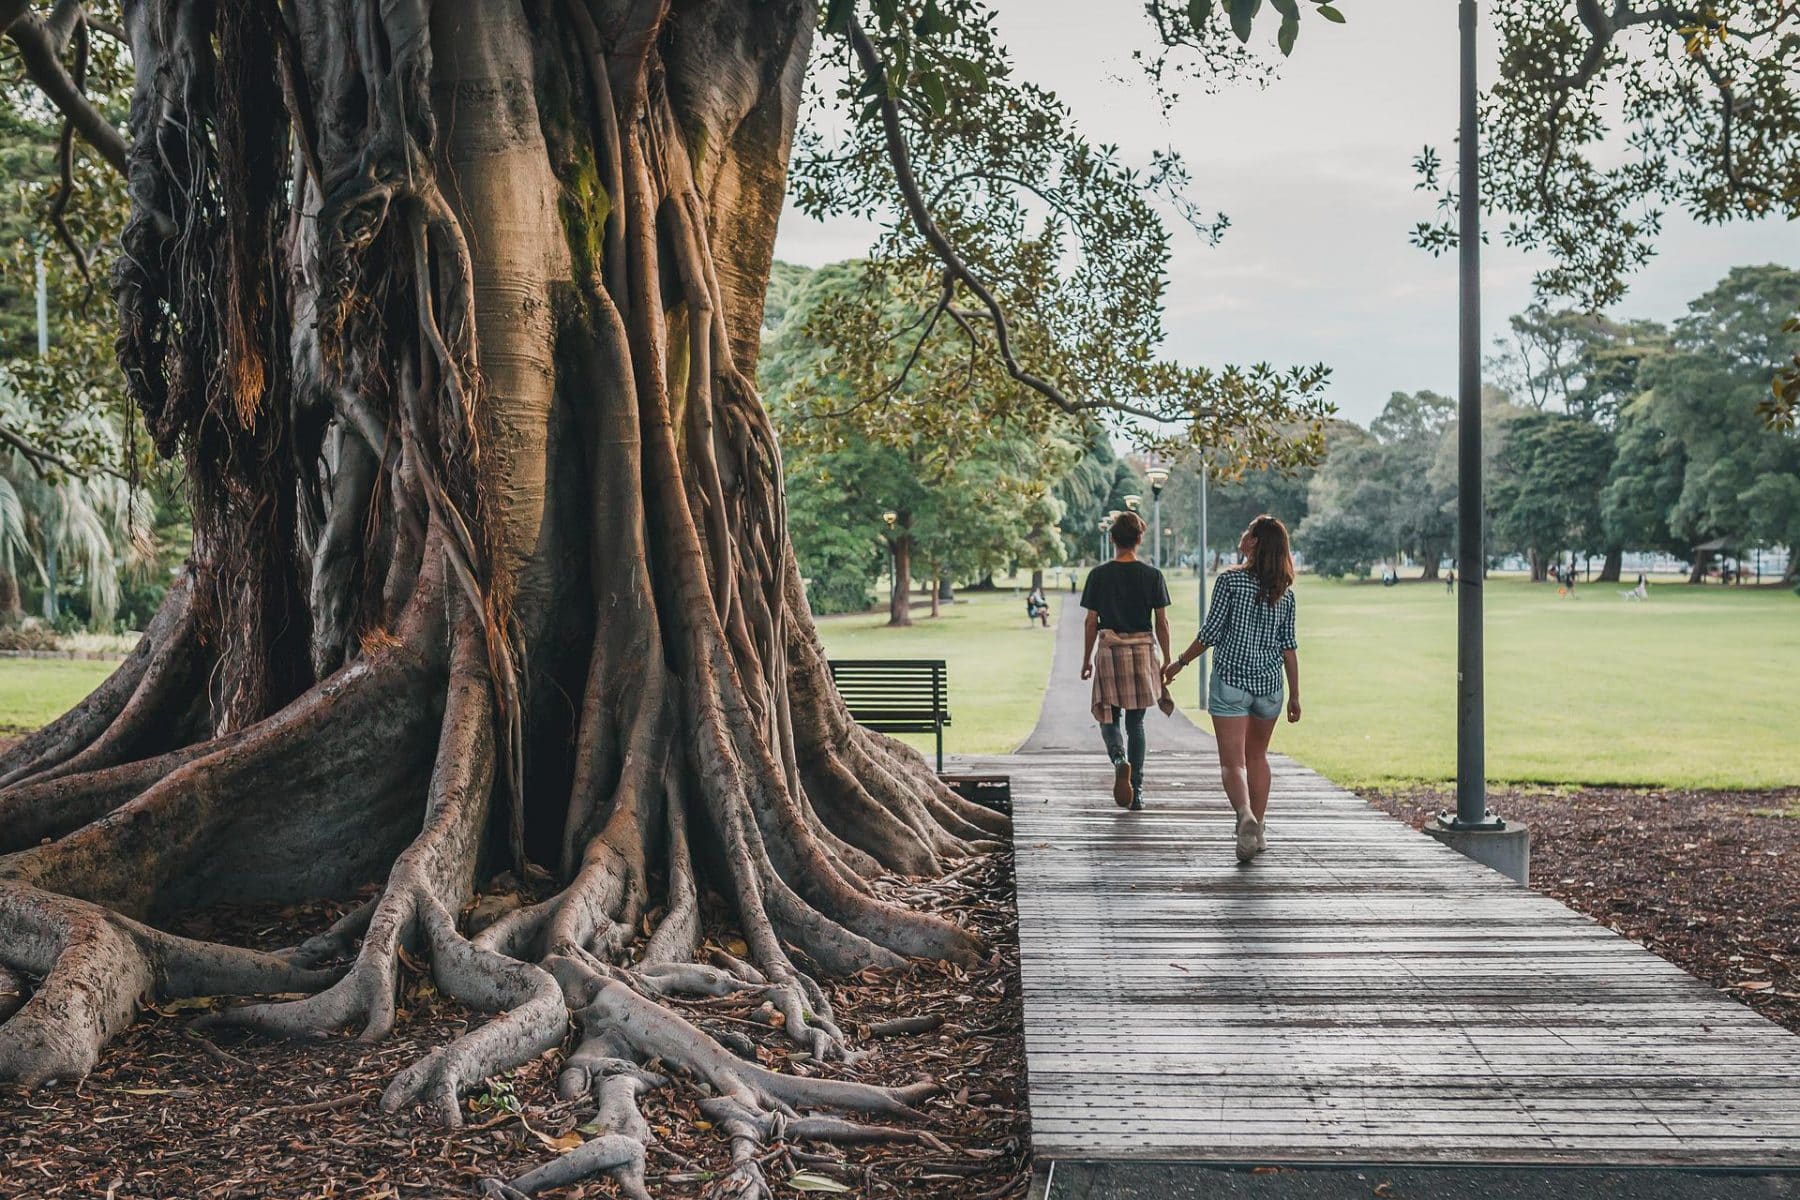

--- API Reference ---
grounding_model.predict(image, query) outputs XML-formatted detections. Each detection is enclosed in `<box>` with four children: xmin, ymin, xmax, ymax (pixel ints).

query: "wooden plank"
<box><xmin>964</xmin><ymin>750</ymin><xmax>1800</xmax><ymax>1166</ymax></box>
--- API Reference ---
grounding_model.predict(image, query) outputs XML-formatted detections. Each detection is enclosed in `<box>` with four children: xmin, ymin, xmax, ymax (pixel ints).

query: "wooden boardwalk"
<box><xmin>959</xmin><ymin>746</ymin><xmax>1800</xmax><ymax>1166</ymax></box>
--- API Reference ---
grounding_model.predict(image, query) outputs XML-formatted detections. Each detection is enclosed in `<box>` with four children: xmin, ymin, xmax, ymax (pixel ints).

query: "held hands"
<box><xmin>1161</xmin><ymin>659</ymin><xmax>1184</xmax><ymax>686</ymax></box>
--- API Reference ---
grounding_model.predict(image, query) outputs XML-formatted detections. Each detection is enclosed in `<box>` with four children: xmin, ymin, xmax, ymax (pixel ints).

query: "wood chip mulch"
<box><xmin>0</xmin><ymin>851</ymin><xmax>1029</xmax><ymax>1200</ymax></box>
<box><xmin>1364</xmin><ymin>785</ymin><xmax>1800</xmax><ymax>1035</ymax></box>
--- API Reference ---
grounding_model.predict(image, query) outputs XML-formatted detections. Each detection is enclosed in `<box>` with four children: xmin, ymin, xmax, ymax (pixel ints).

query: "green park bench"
<box><xmin>827</xmin><ymin>658</ymin><xmax>1010</xmax><ymax>812</ymax></box>
<box><xmin>827</xmin><ymin>658</ymin><xmax>951</xmax><ymax>773</ymax></box>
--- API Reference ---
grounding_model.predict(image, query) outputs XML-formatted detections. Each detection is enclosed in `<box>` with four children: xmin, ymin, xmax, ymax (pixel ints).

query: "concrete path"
<box><xmin>952</xmin><ymin>597</ymin><xmax>1800</xmax><ymax>1195</ymax></box>
<box><xmin>1016</xmin><ymin>594</ymin><xmax>1210</xmax><ymax>757</ymax></box>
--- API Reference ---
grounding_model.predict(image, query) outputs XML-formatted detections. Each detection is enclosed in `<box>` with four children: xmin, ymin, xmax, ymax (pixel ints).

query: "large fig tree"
<box><xmin>0</xmin><ymin>0</ymin><xmax>1331</xmax><ymax>1194</ymax></box>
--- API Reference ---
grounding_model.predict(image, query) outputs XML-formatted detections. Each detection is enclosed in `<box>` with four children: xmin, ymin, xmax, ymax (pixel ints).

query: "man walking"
<box><xmin>1079</xmin><ymin>511</ymin><xmax>1172</xmax><ymax>811</ymax></box>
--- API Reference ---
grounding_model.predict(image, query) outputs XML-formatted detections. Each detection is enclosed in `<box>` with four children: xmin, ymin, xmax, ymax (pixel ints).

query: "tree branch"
<box><xmin>844</xmin><ymin>19</ymin><xmax>1089</xmax><ymax>420</ymax></box>
<box><xmin>5</xmin><ymin>7</ymin><xmax>128</xmax><ymax>177</ymax></box>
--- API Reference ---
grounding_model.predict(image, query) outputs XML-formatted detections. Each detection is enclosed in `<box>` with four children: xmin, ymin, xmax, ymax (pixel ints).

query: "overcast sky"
<box><xmin>771</xmin><ymin>0</ymin><xmax>1800</xmax><ymax>427</ymax></box>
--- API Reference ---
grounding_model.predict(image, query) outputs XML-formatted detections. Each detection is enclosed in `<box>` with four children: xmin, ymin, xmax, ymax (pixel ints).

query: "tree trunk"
<box><xmin>888</xmin><ymin>534</ymin><xmax>913</xmax><ymax>627</ymax></box>
<box><xmin>1598</xmin><ymin>546</ymin><xmax>1623</xmax><ymax>583</ymax></box>
<box><xmin>40</xmin><ymin>543</ymin><xmax>57</xmax><ymax>624</ymax></box>
<box><xmin>1418</xmin><ymin>553</ymin><xmax>1440</xmax><ymax>582</ymax></box>
<box><xmin>1528</xmin><ymin>548</ymin><xmax>1546</xmax><ymax>583</ymax></box>
<box><xmin>0</xmin><ymin>4</ymin><xmax>1003</xmax><ymax>1193</ymax></box>
<box><xmin>0</xmin><ymin>571</ymin><xmax>20</xmax><ymax>625</ymax></box>
<box><xmin>937</xmin><ymin>576</ymin><xmax>954</xmax><ymax>604</ymax></box>
<box><xmin>1030</xmin><ymin>567</ymin><xmax>1044</xmax><ymax>592</ymax></box>
<box><xmin>929</xmin><ymin>575</ymin><xmax>941</xmax><ymax>619</ymax></box>
<box><xmin>1688</xmin><ymin>550</ymin><xmax>1712</xmax><ymax>584</ymax></box>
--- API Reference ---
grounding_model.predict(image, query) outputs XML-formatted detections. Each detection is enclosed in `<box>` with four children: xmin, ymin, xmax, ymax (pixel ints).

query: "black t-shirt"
<box><xmin>1080</xmin><ymin>560</ymin><xmax>1171</xmax><ymax>633</ymax></box>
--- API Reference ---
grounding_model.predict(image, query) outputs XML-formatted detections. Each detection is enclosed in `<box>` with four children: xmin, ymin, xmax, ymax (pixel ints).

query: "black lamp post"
<box><xmin>1443</xmin><ymin>0</ymin><xmax>1502</xmax><ymax>832</ymax></box>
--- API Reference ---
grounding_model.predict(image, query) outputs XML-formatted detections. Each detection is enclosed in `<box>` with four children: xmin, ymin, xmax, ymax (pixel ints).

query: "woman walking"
<box><xmin>1079</xmin><ymin>511</ymin><xmax>1172</xmax><ymax>811</ymax></box>
<box><xmin>1164</xmin><ymin>515</ymin><xmax>1302</xmax><ymax>862</ymax></box>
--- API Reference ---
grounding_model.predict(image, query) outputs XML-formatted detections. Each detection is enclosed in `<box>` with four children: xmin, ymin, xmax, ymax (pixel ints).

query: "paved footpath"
<box><xmin>956</xmin><ymin>596</ymin><xmax>1800</xmax><ymax>1196</ymax></box>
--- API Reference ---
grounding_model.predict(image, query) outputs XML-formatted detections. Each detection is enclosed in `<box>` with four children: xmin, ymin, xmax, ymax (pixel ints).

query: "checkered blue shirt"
<box><xmin>1198</xmin><ymin>569</ymin><xmax>1297</xmax><ymax>695</ymax></box>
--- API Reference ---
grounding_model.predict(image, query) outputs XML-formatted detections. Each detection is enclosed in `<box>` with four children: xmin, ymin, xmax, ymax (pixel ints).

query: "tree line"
<box><xmin>1157</xmin><ymin>265</ymin><xmax>1800</xmax><ymax>587</ymax></box>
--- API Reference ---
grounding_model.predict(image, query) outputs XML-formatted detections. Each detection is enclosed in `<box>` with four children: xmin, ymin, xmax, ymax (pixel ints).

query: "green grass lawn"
<box><xmin>1164</xmin><ymin>574</ymin><xmax>1799</xmax><ymax>790</ymax></box>
<box><xmin>6</xmin><ymin>576</ymin><xmax>1793</xmax><ymax>790</ymax></box>
<box><xmin>814</xmin><ymin>590</ymin><xmax>1058</xmax><ymax>756</ymax></box>
<box><xmin>0</xmin><ymin>658</ymin><xmax>118</xmax><ymax>736</ymax></box>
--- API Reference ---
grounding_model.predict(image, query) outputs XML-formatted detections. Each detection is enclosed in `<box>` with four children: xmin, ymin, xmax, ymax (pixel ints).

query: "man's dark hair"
<box><xmin>1110</xmin><ymin>511</ymin><xmax>1146</xmax><ymax>550</ymax></box>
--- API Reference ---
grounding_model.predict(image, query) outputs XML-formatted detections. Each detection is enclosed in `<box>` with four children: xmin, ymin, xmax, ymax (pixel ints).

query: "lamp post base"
<box><xmin>1426</xmin><ymin>814</ymin><xmax>1531</xmax><ymax>885</ymax></box>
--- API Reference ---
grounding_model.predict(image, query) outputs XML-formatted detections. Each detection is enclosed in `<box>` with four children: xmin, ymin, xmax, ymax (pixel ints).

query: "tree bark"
<box><xmin>1030</xmin><ymin>567</ymin><xmax>1044</xmax><ymax>592</ymax></box>
<box><xmin>0</xmin><ymin>570</ymin><xmax>20</xmax><ymax>624</ymax></box>
<box><xmin>1598</xmin><ymin>546</ymin><xmax>1623</xmax><ymax>583</ymax></box>
<box><xmin>888</xmin><ymin>533</ymin><xmax>913</xmax><ymax>627</ymax></box>
<box><xmin>929</xmin><ymin>574</ymin><xmax>941</xmax><ymax>619</ymax></box>
<box><xmin>0</xmin><ymin>4</ymin><xmax>999</xmax><ymax>1193</ymax></box>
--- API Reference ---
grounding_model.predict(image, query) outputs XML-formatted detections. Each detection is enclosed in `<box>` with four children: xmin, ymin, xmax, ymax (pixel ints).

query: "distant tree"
<box><xmin>1490</xmin><ymin>305</ymin><xmax>1672</xmax><ymax>579</ymax></box>
<box><xmin>764</xmin><ymin>261</ymin><xmax>1076</xmax><ymax>623</ymax></box>
<box><xmin>1295</xmin><ymin>394</ymin><xmax>1456</xmax><ymax>579</ymax></box>
<box><xmin>0</xmin><ymin>378</ymin><xmax>151</xmax><ymax>625</ymax></box>
<box><xmin>1609</xmin><ymin>266</ymin><xmax>1800</xmax><ymax>581</ymax></box>
<box><xmin>1296</xmin><ymin>427</ymin><xmax>1388</xmax><ymax>579</ymax></box>
<box><xmin>1054</xmin><ymin>436</ymin><xmax>1146</xmax><ymax>563</ymax></box>
<box><xmin>1489</xmin><ymin>411</ymin><xmax>1615</xmax><ymax>580</ymax></box>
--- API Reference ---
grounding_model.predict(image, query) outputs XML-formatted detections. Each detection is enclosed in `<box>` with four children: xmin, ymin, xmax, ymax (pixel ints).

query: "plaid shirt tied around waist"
<box><xmin>1090</xmin><ymin>629</ymin><xmax>1167</xmax><ymax>723</ymax></box>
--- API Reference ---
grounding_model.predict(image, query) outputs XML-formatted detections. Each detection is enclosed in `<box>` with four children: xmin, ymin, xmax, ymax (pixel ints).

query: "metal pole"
<box><xmin>1450</xmin><ymin>0</ymin><xmax>1496</xmax><ymax>829</ymax></box>
<box><xmin>1197</xmin><ymin>460</ymin><xmax>1209</xmax><ymax>710</ymax></box>
<box><xmin>35</xmin><ymin>247</ymin><xmax>50</xmax><ymax>357</ymax></box>
<box><xmin>1152</xmin><ymin>493</ymin><xmax>1162</xmax><ymax>568</ymax></box>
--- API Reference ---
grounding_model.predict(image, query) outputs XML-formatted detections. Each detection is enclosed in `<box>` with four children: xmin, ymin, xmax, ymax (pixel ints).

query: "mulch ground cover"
<box><xmin>0</xmin><ymin>853</ymin><xmax>1029</xmax><ymax>1200</ymax></box>
<box><xmin>1364</xmin><ymin>785</ymin><xmax>1800</xmax><ymax>1036</ymax></box>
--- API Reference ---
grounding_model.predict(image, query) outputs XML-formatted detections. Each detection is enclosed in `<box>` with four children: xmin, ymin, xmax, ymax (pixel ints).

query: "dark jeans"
<box><xmin>1100</xmin><ymin>706</ymin><xmax>1147</xmax><ymax>797</ymax></box>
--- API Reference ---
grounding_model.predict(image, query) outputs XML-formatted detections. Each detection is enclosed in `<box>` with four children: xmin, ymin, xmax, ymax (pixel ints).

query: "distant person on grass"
<box><xmin>1164</xmin><ymin>515</ymin><xmax>1302</xmax><ymax>863</ymax></box>
<box><xmin>1079</xmin><ymin>511</ymin><xmax>1173</xmax><ymax>812</ymax></box>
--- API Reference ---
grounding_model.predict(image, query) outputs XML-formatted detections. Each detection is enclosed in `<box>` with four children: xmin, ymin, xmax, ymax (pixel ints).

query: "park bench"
<box><xmin>828</xmin><ymin>658</ymin><xmax>951</xmax><ymax>772</ymax></box>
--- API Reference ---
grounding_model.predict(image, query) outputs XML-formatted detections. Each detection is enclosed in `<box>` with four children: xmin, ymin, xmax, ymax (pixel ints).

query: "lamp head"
<box><xmin>1123</xmin><ymin>494</ymin><xmax>1142</xmax><ymax>511</ymax></box>
<box><xmin>1145</xmin><ymin>466</ymin><xmax>1169</xmax><ymax>495</ymax></box>
<box><xmin>881</xmin><ymin>510</ymin><xmax>897</xmax><ymax>528</ymax></box>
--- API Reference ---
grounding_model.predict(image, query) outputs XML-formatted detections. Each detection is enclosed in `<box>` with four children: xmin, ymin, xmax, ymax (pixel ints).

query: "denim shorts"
<box><xmin>1207</xmin><ymin>667</ymin><xmax>1283</xmax><ymax>720</ymax></box>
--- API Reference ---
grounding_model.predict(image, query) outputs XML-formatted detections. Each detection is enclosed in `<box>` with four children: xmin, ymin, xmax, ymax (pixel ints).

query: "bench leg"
<box><xmin>935</xmin><ymin>724</ymin><xmax>944</xmax><ymax>774</ymax></box>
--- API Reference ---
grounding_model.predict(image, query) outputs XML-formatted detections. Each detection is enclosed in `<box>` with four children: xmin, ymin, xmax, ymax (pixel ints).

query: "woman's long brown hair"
<box><xmin>1246</xmin><ymin>514</ymin><xmax>1295</xmax><ymax>606</ymax></box>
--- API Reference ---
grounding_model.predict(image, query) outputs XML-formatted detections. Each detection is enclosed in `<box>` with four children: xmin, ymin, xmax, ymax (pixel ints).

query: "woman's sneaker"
<box><xmin>1236</xmin><ymin>815</ymin><xmax>1261</xmax><ymax>863</ymax></box>
<box><xmin>1112</xmin><ymin>760</ymin><xmax>1134</xmax><ymax>808</ymax></box>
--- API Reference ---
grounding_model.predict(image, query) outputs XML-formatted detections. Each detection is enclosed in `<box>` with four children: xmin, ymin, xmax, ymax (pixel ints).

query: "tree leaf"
<box><xmin>824</xmin><ymin>0</ymin><xmax>854</xmax><ymax>36</ymax></box>
<box><xmin>1227</xmin><ymin>0</ymin><xmax>1262</xmax><ymax>42</ymax></box>
<box><xmin>1271</xmin><ymin>0</ymin><xmax>1300</xmax><ymax>18</ymax></box>
<box><xmin>1316</xmin><ymin>4</ymin><xmax>1347</xmax><ymax>22</ymax></box>
<box><xmin>1278</xmin><ymin>14</ymin><xmax>1299</xmax><ymax>55</ymax></box>
<box><xmin>789</xmin><ymin>1172</ymin><xmax>853</xmax><ymax>1193</ymax></box>
<box><xmin>1186</xmin><ymin>0</ymin><xmax>1215</xmax><ymax>27</ymax></box>
<box><xmin>920</xmin><ymin>71</ymin><xmax>948</xmax><ymax>116</ymax></box>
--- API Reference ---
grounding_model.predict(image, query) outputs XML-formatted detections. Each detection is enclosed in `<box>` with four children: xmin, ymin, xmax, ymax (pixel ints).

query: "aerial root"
<box><xmin>483</xmin><ymin>1067</ymin><xmax>660</xmax><ymax>1200</ymax></box>
<box><xmin>478</xmin><ymin>953</ymin><xmax>939</xmax><ymax>1200</ymax></box>
<box><xmin>381</xmin><ymin>899</ymin><xmax>566</xmax><ymax>1125</ymax></box>
<box><xmin>0</xmin><ymin>883</ymin><xmax>334</xmax><ymax>1088</ymax></box>
<box><xmin>283</xmin><ymin>894</ymin><xmax>379</xmax><ymax>969</ymax></box>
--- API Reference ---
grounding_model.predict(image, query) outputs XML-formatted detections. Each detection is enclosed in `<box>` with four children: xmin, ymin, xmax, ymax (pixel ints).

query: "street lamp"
<box><xmin>1123</xmin><ymin>494</ymin><xmax>1142</xmax><ymax>512</ymax></box>
<box><xmin>1442</xmin><ymin>0</ymin><xmax>1503</xmax><ymax>836</ymax></box>
<box><xmin>1145</xmin><ymin>466</ymin><xmax>1169</xmax><ymax>568</ymax></box>
<box><xmin>882</xmin><ymin>511</ymin><xmax>898</xmax><ymax>614</ymax></box>
<box><xmin>1194</xmin><ymin>455</ymin><xmax>1209</xmax><ymax>708</ymax></box>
